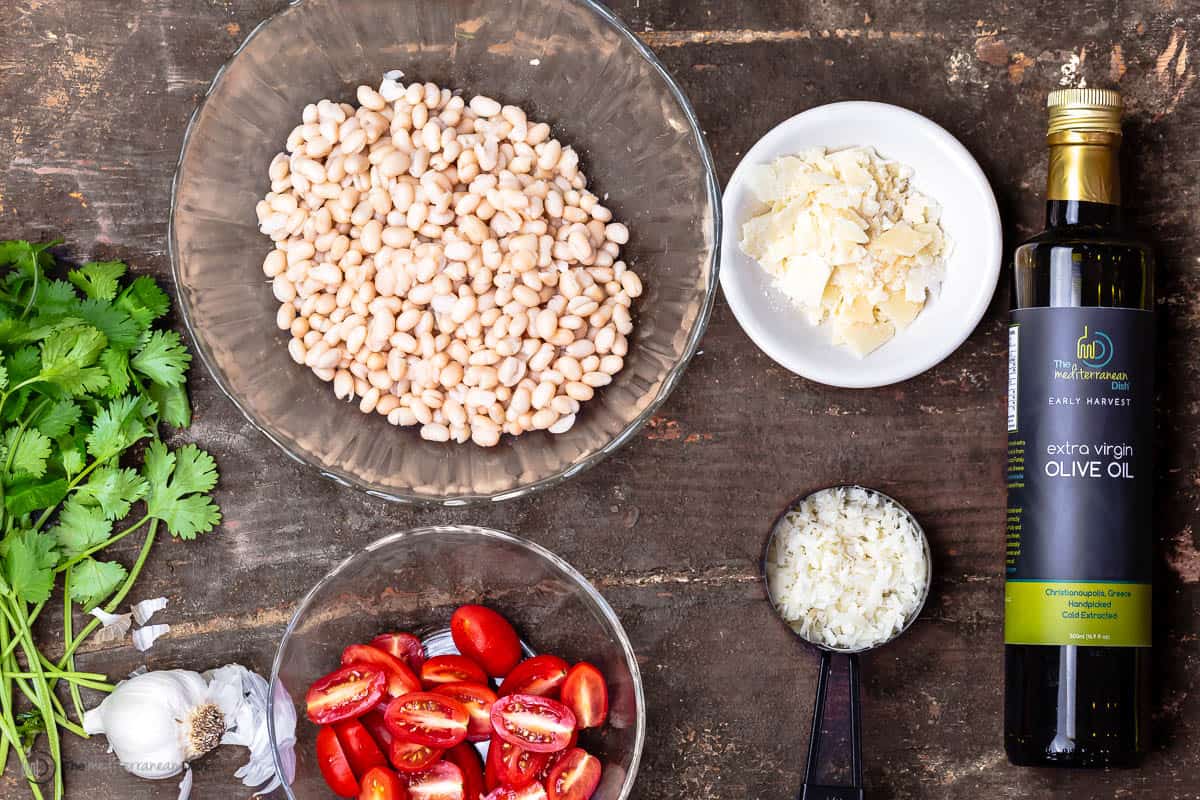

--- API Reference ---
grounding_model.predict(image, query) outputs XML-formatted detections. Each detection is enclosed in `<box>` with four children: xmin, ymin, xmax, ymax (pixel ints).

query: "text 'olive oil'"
<box><xmin>1004</xmin><ymin>89</ymin><xmax>1155</xmax><ymax>768</ymax></box>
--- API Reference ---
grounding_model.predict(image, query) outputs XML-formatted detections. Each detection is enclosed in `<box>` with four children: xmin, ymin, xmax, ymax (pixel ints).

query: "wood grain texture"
<box><xmin>2</xmin><ymin>0</ymin><xmax>1199</xmax><ymax>798</ymax></box>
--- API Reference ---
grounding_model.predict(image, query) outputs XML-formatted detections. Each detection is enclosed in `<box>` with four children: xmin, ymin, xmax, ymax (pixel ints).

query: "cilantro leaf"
<box><xmin>99</xmin><ymin>348</ymin><xmax>130</xmax><ymax>398</ymax></box>
<box><xmin>131</xmin><ymin>330</ymin><xmax>191</xmax><ymax>388</ymax></box>
<box><xmin>2</xmin><ymin>428</ymin><xmax>53</xmax><ymax>479</ymax></box>
<box><xmin>7</xmin><ymin>347</ymin><xmax>40</xmax><ymax>383</ymax></box>
<box><xmin>85</xmin><ymin>395</ymin><xmax>149</xmax><ymax>461</ymax></box>
<box><xmin>4</xmin><ymin>478</ymin><xmax>68</xmax><ymax>518</ymax></box>
<box><xmin>68</xmin><ymin>261</ymin><xmax>126</xmax><ymax>302</ymax></box>
<box><xmin>77</xmin><ymin>299</ymin><xmax>140</xmax><ymax>351</ymax></box>
<box><xmin>50</xmin><ymin>499</ymin><xmax>112</xmax><ymax>558</ymax></box>
<box><xmin>38</xmin><ymin>324</ymin><xmax>109</xmax><ymax>395</ymax></box>
<box><xmin>69</xmin><ymin>558</ymin><xmax>127</xmax><ymax>610</ymax></box>
<box><xmin>143</xmin><ymin>440</ymin><xmax>221</xmax><ymax>539</ymax></box>
<box><xmin>0</xmin><ymin>362</ymin><xmax>7</xmax><ymax>392</ymax></box>
<box><xmin>75</xmin><ymin>466</ymin><xmax>148</xmax><ymax>521</ymax></box>
<box><xmin>31</xmin><ymin>281</ymin><xmax>80</xmax><ymax>319</ymax></box>
<box><xmin>117</xmin><ymin>276</ymin><xmax>170</xmax><ymax>330</ymax></box>
<box><xmin>31</xmin><ymin>398</ymin><xmax>80</xmax><ymax>438</ymax></box>
<box><xmin>0</xmin><ymin>530</ymin><xmax>59</xmax><ymax>604</ymax></box>
<box><xmin>149</xmin><ymin>381</ymin><xmax>191</xmax><ymax>428</ymax></box>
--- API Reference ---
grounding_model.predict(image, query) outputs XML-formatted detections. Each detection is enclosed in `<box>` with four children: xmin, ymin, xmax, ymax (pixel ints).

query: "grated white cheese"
<box><xmin>740</xmin><ymin>146</ymin><xmax>952</xmax><ymax>357</ymax></box>
<box><xmin>766</xmin><ymin>486</ymin><xmax>928</xmax><ymax>651</ymax></box>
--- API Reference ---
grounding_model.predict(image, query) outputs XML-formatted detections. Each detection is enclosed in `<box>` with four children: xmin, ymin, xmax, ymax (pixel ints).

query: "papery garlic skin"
<box><xmin>83</xmin><ymin>670</ymin><xmax>218</xmax><ymax>779</ymax></box>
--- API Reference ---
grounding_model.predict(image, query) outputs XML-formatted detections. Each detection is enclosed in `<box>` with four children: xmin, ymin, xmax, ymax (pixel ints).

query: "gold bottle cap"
<box><xmin>1046</xmin><ymin>88</ymin><xmax>1123</xmax><ymax>136</ymax></box>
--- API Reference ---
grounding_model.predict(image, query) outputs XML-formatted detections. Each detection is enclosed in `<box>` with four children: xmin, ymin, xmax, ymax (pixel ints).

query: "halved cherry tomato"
<box><xmin>388</xmin><ymin>739</ymin><xmax>443</xmax><ymax>773</ymax></box>
<box><xmin>434</xmin><ymin>682</ymin><xmax>497</xmax><ymax>742</ymax></box>
<box><xmin>497</xmin><ymin>655</ymin><xmax>569</xmax><ymax>699</ymax></box>
<box><xmin>450</xmin><ymin>606</ymin><xmax>523</xmax><ymax>677</ymax></box>
<box><xmin>372</xmin><ymin>632</ymin><xmax>428</xmax><ymax>673</ymax></box>
<box><xmin>445</xmin><ymin>742</ymin><xmax>487</xmax><ymax>800</ymax></box>
<box><xmin>362</xmin><ymin>708</ymin><xmax>396</xmax><ymax>750</ymax></box>
<box><xmin>318</xmin><ymin>725</ymin><xmax>361</xmax><ymax>797</ymax></box>
<box><xmin>344</xmin><ymin>644</ymin><xmax>423</xmax><ymax>698</ymax></box>
<box><xmin>483</xmin><ymin>784</ymin><xmax>548</xmax><ymax>800</ymax></box>
<box><xmin>407</xmin><ymin>760</ymin><xmax>466</xmax><ymax>800</ymax></box>
<box><xmin>421</xmin><ymin>655</ymin><xmax>489</xmax><ymax>690</ymax></box>
<box><xmin>545</xmin><ymin>748</ymin><xmax>601</xmax><ymax>800</ymax></box>
<box><xmin>485</xmin><ymin>735</ymin><xmax>549</xmax><ymax>790</ymax></box>
<box><xmin>559</xmin><ymin>663</ymin><xmax>608</xmax><ymax>729</ymax></box>
<box><xmin>385</xmin><ymin>691</ymin><xmax>471</xmax><ymax>748</ymax></box>
<box><xmin>490</xmin><ymin>694</ymin><xmax>576</xmax><ymax>753</ymax></box>
<box><xmin>308</xmin><ymin>665</ymin><xmax>387</xmax><ymax>724</ymax></box>
<box><xmin>359</xmin><ymin>765</ymin><xmax>409</xmax><ymax>800</ymax></box>
<box><xmin>334</xmin><ymin>718</ymin><xmax>389</xmax><ymax>778</ymax></box>
<box><xmin>536</xmin><ymin>731</ymin><xmax>578</xmax><ymax>784</ymax></box>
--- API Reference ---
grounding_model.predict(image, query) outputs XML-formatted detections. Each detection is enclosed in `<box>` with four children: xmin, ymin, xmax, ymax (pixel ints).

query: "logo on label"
<box><xmin>1076</xmin><ymin>326</ymin><xmax>1114</xmax><ymax>369</ymax></box>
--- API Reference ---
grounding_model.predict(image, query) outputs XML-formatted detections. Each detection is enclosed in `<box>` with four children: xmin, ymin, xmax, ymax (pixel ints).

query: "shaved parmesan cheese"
<box><xmin>766</xmin><ymin>487</ymin><xmax>928</xmax><ymax>651</ymax></box>
<box><xmin>739</xmin><ymin>146</ymin><xmax>951</xmax><ymax>356</ymax></box>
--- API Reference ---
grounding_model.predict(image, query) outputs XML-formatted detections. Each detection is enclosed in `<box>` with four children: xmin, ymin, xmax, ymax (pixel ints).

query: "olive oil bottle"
<box><xmin>1004</xmin><ymin>89</ymin><xmax>1154</xmax><ymax>767</ymax></box>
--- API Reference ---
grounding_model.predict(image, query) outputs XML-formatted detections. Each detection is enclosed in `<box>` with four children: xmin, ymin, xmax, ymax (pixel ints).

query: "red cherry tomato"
<box><xmin>344</xmin><ymin>644</ymin><xmax>423</xmax><ymax>698</ymax></box>
<box><xmin>308</xmin><ymin>665</ymin><xmax>387</xmax><ymax>724</ymax></box>
<box><xmin>490</xmin><ymin>694</ymin><xmax>576</xmax><ymax>753</ymax></box>
<box><xmin>545</xmin><ymin>748</ymin><xmax>601</xmax><ymax>800</ymax></box>
<box><xmin>372</xmin><ymin>632</ymin><xmax>428</xmax><ymax>673</ymax></box>
<box><xmin>361</xmin><ymin>708</ymin><xmax>396</xmax><ymax>750</ymax></box>
<box><xmin>434</xmin><ymin>682</ymin><xmax>497</xmax><ymax>742</ymax></box>
<box><xmin>497</xmin><ymin>656</ymin><xmax>569</xmax><ymax>699</ymax></box>
<box><xmin>421</xmin><ymin>655</ymin><xmax>490</xmax><ymax>690</ymax></box>
<box><xmin>407</xmin><ymin>760</ymin><xmax>466</xmax><ymax>800</ymax></box>
<box><xmin>317</xmin><ymin>725</ymin><xmax>361</xmax><ymax>797</ymax></box>
<box><xmin>385</xmin><ymin>691</ymin><xmax>471</xmax><ymax>748</ymax></box>
<box><xmin>359</xmin><ymin>765</ymin><xmax>409</xmax><ymax>800</ymax></box>
<box><xmin>483</xmin><ymin>784</ymin><xmax>548</xmax><ymax>800</ymax></box>
<box><xmin>559</xmin><ymin>664</ymin><xmax>608</xmax><ymax>729</ymax></box>
<box><xmin>536</xmin><ymin>731</ymin><xmax>578</xmax><ymax>784</ymax></box>
<box><xmin>334</xmin><ymin>718</ymin><xmax>389</xmax><ymax>778</ymax></box>
<box><xmin>388</xmin><ymin>739</ymin><xmax>444</xmax><ymax>773</ymax></box>
<box><xmin>485</xmin><ymin>735</ymin><xmax>549</xmax><ymax>790</ymax></box>
<box><xmin>445</xmin><ymin>742</ymin><xmax>487</xmax><ymax>800</ymax></box>
<box><xmin>450</xmin><ymin>606</ymin><xmax>523</xmax><ymax>677</ymax></box>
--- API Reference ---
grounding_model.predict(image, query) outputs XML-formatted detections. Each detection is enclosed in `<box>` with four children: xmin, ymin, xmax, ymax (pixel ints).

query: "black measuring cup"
<box><xmin>762</xmin><ymin>486</ymin><xmax>932</xmax><ymax>800</ymax></box>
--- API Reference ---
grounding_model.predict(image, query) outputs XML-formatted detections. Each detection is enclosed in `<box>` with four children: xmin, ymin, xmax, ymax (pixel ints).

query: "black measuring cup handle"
<box><xmin>800</xmin><ymin>650</ymin><xmax>864</xmax><ymax>800</ymax></box>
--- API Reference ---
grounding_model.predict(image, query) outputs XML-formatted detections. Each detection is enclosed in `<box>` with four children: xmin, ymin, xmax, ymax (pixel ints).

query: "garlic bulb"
<box><xmin>83</xmin><ymin>663</ymin><xmax>296</xmax><ymax>797</ymax></box>
<box><xmin>83</xmin><ymin>670</ymin><xmax>228</xmax><ymax>779</ymax></box>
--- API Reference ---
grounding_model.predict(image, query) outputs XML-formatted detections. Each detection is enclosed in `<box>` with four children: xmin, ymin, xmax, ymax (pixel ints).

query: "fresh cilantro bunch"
<box><xmin>0</xmin><ymin>240</ymin><xmax>221</xmax><ymax>800</ymax></box>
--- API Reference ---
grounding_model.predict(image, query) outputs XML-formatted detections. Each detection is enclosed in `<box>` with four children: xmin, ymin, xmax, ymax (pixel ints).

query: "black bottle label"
<box><xmin>1005</xmin><ymin>307</ymin><xmax>1153</xmax><ymax>647</ymax></box>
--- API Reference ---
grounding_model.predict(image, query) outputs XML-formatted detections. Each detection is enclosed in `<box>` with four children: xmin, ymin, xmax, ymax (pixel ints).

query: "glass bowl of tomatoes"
<box><xmin>269</xmin><ymin>525</ymin><xmax>645</xmax><ymax>800</ymax></box>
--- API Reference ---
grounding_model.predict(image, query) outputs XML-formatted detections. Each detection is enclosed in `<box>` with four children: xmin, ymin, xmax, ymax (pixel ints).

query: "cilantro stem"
<box><xmin>60</xmin><ymin>571</ymin><xmax>84</xmax><ymax>726</ymax></box>
<box><xmin>0</xmin><ymin>601</ymin><xmax>44</xmax><ymax>662</ymax></box>
<box><xmin>0</xmin><ymin>620</ymin><xmax>44</xmax><ymax>800</ymax></box>
<box><xmin>0</xmin><ymin>597</ymin><xmax>61</xmax><ymax>798</ymax></box>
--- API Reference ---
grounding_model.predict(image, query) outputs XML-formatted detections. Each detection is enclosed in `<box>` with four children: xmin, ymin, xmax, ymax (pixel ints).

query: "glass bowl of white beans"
<box><xmin>269</xmin><ymin>525</ymin><xmax>645</xmax><ymax>799</ymax></box>
<box><xmin>170</xmin><ymin>0</ymin><xmax>719</xmax><ymax>503</ymax></box>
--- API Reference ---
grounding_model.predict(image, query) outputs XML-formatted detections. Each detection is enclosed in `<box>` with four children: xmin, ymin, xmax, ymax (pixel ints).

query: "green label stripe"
<box><xmin>1004</xmin><ymin>580</ymin><xmax>1151</xmax><ymax>647</ymax></box>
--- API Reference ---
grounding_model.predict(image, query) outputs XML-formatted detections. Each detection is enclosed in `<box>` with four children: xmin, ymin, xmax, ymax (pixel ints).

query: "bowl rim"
<box><xmin>168</xmin><ymin>0</ymin><xmax>722</xmax><ymax>505</ymax></box>
<box><xmin>718</xmin><ymin>100</ymin><xmax>1002</xmax><ymax>388</ymax></box>
<box><xmin>267</xmin><ymin>524</ymin><xmax>647</xmax><ymax>799</ymax></box>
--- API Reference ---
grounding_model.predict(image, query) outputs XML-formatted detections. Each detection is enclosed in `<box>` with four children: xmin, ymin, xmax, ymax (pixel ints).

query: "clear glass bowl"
<box><xmin>169</xmin><ymin>0</ymin><xmax>720</xmax><ymax>504</ymax></box>
<box><xmin>268</xmin><ymin>526</ymin><xmax>645</xmax><ymax>798</ymax></box>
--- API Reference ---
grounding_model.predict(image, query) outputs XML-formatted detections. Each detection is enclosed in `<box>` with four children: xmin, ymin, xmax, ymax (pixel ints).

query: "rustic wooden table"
<box><xmin>2</xmin><ymin>1</ymin><xmax>1199</xmax><ymax>798</ymax></box>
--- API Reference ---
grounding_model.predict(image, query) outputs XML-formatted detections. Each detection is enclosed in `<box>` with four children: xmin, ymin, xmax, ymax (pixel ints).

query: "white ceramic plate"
<box><xmin>720</xmin><ymin>101</ymin><xmax>1003</xmax><ymax>388</ymax></box>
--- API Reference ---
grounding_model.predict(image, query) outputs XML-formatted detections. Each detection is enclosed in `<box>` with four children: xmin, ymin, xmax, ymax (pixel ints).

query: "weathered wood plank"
<box><xmin>1</xmin><ymin>1</ymin><xmax>1199</xmax><ymax>798</ymax></box>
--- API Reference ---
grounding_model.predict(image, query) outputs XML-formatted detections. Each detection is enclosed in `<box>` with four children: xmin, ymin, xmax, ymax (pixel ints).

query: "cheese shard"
<box><xmin>739</xmin><ymin>145</ymin><xmax>951</xmax><ymax>358</ymax></box>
